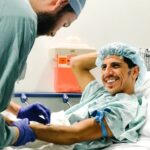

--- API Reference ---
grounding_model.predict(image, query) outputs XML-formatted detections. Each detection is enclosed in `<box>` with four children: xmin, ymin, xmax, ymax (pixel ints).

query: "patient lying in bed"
<box><xmin>4</xmin><ymin>42</ymin><xmax>150</xmax><ymax>150</ymax></box>
<box><xmin>3</xmin><ymin>99</ymin><xmax>150</xmax><ymax>150</ymax></box>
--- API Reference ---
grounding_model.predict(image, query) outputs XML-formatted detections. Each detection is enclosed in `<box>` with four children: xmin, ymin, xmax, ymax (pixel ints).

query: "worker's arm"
<box><xmin>30</xmin><ymin>118</ymin><xmax>113</xmax><ymax>145</ymax></box>
<box><xmin>1</xmin><ymin>113</ymin><xmax>37</xmax><ymax>147</ymax></box>
<box><xmin>70</xmin><ymin>52</ymin><xmax>97</xmax><ymax>91</ymax></box>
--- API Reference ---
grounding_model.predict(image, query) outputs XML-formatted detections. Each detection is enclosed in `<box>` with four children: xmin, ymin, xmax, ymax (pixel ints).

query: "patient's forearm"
<box><xmin>30</xmin><ymin>124</ymin><xmax>77</xmax><ymax>145</ymax></box>
<box><xmin>30</xmin><ymin>118</ymin><xmax>106</xmax><ymax>145</ymax></box>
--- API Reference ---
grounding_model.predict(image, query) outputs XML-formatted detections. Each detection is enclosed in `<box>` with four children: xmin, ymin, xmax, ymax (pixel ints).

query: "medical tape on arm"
<box><xmin>91</xmin><ymin>108</ymin><xmax>111</xmax><ymax>138</ymax></box>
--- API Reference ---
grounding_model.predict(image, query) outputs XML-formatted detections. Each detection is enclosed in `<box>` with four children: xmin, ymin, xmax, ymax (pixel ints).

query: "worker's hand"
<box><xmin>17</xmin><ymin>103</ymin><xmax>51</xmax><ymax>124</ymax></box>
<box><xmin>11</xmin><ymin>118</ymin><xmax>36</xmax><ymax>146</ymax></box>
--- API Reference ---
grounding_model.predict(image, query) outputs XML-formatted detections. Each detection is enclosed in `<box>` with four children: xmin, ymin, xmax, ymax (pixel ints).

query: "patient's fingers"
<box><xmin>3</xmin><ymin>115</ymin><xmax>14</xmax><ymax>125</ymax></box>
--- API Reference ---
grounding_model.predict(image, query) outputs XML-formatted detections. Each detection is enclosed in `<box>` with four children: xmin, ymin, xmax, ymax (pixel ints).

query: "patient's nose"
<box><xmin>105</xmin><ymin>67</ymin><xmax>113</xmax><ymax>75</ymax></box>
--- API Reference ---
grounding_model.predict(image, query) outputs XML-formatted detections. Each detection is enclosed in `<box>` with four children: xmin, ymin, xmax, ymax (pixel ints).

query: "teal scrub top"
<box><xmin>0</xmin><ymin>0</ymin><xmax>37</xmax><ymax>148</ymax></box>
<box><xmin>65</xmin><ymin>80</ymin><xmax>147</xmax><ymax>150</ymax></box>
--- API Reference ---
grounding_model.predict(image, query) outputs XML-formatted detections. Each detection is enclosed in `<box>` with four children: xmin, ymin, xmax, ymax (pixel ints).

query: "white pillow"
<box><xmin>139</xmin><ymin>103</ymin><xmax>150</xmax><ymax>137</ymax></box>
<box><xmin>136</xmin><ymin>71</ymin><xmax>150</xmax><ymax>137</ymax></box>
<box><xmin>135</xmin><ymin>71</ymin><xmax>150</xmax><ymax>99</ymax></box>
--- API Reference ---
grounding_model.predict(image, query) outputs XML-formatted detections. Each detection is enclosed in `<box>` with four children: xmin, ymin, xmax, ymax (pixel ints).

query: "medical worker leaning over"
<box><xmin>30</xmin><ymin>42</ymin><xmax>148</xmax><ymax>150</ymax></box>
<box><xmin>0</xmin><ymin>0</ymin><xmax>86</xmax><ymax>148</ymax></box>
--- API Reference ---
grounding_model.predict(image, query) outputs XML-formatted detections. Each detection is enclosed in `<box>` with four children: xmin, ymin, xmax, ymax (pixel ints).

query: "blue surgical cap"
<box><xmin>69</xmin><ymin>0</ymin><xmax>86</xmax><ymax>16</ymax></box>
<box><xmin>96</xmin><ymin>42</ymin><xmax>147</xmax><ymax>87</ymax></box>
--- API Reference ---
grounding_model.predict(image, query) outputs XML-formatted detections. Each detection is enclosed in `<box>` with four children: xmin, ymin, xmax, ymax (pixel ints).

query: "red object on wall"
<box><xmin>53</xmin><ymin>48</ymin><xmax>95</xmax><ymax>93</ymax></box>
<box><xmin>54</xmin><ymin>67</ymin><xmax>81</xmax><ymax>93</ymax></box>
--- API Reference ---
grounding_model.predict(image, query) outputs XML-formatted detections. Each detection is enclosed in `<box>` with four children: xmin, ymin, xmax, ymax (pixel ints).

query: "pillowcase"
<box><xmin>135</xmin><ymin>71</ymin><xmax>150</xmax><ymax>99</ymax></box>
<box><xmin>136</xmin><ymin>71</ymin><xmax>150</xmax><ymax>137</ymax></box>
<box><xmin>139</xmin><ymin>103</ymin><xmax>150</xmax><ymax>137</ymax></box>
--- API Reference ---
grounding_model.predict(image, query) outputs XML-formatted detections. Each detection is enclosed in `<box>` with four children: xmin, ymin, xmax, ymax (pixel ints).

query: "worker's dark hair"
<box><xmin>59</xmin><ymin>3</ymin><xmax>74</xmax><ymax>14</ymax></box>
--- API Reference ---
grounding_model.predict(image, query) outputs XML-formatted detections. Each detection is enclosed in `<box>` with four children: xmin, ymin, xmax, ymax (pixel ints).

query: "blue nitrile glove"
<box><xmin>11</xmin><ymin>118</ymin><xmax>36</xmax><ymax>146</ymax></box>
<box><xmin>17</xmin><ymin>103</ymin><xmax>51</xmax><ymax>124</ymax></box>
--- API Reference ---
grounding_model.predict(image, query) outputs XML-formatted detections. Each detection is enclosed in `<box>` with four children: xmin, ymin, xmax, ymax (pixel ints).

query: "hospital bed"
<box><xmin>2</xmin><ymin>71</ymin><xmax>150</xmax><ymax>150</ymax></box>
<box><xmin>3</xmin><ymin>50</ymin><xmax>150</xmax><ymax>150</ymax></box>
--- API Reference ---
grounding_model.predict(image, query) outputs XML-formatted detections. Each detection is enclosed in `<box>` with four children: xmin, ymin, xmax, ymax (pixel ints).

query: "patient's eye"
<box><xmin>101</xmin><ymin>64</ymin><xmax>107</xmax><ymax>70</ymax></box>
<box><xmin>111</xmin><ymin>62</ymin><xmax>121</xmax><ymax>68</ymax></box>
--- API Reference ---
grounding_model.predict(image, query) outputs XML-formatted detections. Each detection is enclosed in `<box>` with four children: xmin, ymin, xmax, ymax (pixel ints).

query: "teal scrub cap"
<box><xmin>96</xmin><ymin>42</ymin><xmax>147</xmax><ymax>87</ymax></box>
<box><xmin>69</xmin><ymin>0</ymin><xmax>86</xmax><ymax>16</ymax></box>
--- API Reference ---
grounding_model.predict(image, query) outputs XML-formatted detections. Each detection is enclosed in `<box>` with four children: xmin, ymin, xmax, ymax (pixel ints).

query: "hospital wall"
<box><xmin>15</xmin><ymin>0</ymin><xmax>150</xmax><ymax>93</ymax></box>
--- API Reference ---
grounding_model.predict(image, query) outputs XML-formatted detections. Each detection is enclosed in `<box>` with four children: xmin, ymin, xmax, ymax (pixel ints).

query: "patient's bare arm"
<box><xmin>30</xmin><ymin>118</ymin><xmax>113</xmax><ymax>145</ymax></box>
<box><xmin>70</xmin><ymin>52</ymin><xmax>97</xmax><ymax>91</ymax></box>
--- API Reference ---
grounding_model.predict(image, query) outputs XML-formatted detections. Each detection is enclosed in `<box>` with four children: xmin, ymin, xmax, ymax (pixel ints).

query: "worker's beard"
<box><xmin>37</xmin><ymin>13</ymin><xmax>57</xmax><ymax>36</ymax></box>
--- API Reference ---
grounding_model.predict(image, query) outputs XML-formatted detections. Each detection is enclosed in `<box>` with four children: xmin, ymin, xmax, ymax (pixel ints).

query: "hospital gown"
<box><xmin>65</xmin><ymin>80</ymin><xmax>147</xmax><ymax>150</ymax></box>
<box><xmin>0</xmin><ymin>0</ymin><xmax>37</xmax><ymax>148</ymax></box>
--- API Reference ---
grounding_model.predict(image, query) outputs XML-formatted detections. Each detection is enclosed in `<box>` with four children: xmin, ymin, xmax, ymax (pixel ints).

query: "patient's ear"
<box><xmin>132</xmin><ymin>66</ymin><xmax>139</xmax><ymax>81</ymax></box>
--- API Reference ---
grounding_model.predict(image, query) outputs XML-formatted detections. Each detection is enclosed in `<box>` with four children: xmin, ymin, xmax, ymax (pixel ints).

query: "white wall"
<box><xmin>15</xmin><ymin>0</ymin><xmax>150</xmax><ymax>92</ymax></box>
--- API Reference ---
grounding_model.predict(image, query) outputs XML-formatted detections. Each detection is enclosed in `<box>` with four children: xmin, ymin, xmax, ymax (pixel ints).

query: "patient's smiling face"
<box><xmin>101</xmin><ymin>55</ymin><xmax>138</xmax><ymax>95</ymax></box>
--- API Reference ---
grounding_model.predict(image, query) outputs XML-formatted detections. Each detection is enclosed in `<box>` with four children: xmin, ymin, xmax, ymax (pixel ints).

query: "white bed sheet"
<box><xmin>3</xmin><ymin>136</ymin><xmax>150</xmax><ymax>150</ymax></box>
<box><xmin>4</xmin><ymin>136</ymin><xmax>150</xmax><ymax>150</ymax></box>
<box><xmin>4</xmin><ymin>141</ymin><xmax>74</xmax><ymax>150</ymax></box>
<box><xmin>104</xmin><ymin>136</ymin><xmax>150</xmax><ymax>150</ymax></box>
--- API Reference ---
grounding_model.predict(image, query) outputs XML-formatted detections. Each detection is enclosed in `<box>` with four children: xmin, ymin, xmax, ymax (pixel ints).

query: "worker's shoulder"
<box><xmin>0</xmin><ymin>0</ymin><xmax>36</xmax><ymax>21</ymax></box>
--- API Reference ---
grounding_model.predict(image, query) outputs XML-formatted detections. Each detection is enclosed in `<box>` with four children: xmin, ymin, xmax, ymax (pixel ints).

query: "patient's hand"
<box><xmin>3</xmin><ymin>115</ymin><xmax>14</xmax><ymax>125</ymax></box>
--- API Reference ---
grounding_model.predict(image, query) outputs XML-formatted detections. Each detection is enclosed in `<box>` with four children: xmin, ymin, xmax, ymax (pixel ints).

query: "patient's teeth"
<box><xmin>107</xmin><ymin>79</ymin><xmax>115</xmax><ymax>83</ymax></box>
